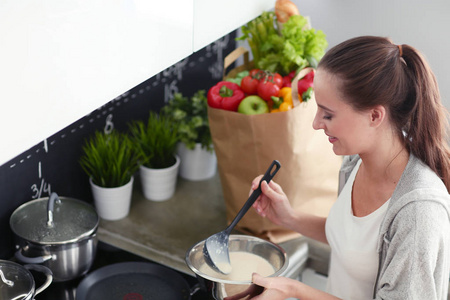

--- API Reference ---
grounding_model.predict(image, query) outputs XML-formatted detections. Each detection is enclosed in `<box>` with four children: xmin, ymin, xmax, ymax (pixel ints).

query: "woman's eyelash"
<box><xmin>323</xmin><ymin>115</ymin><xmax>332</xmax><ymax>120</ymax></box>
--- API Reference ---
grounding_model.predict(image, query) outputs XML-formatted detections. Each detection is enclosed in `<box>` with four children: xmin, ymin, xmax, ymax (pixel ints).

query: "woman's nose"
<box><xmin>312</xmin><ymin>113</ymin><xmax>324</xmax><ymax>130</ymax></box>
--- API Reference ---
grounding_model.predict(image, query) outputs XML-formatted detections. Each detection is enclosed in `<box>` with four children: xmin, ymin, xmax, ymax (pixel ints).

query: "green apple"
<box><xmin>238</xmin><ymin>95</ymin><xmax>269</xmax><ymax>115</ymax></box>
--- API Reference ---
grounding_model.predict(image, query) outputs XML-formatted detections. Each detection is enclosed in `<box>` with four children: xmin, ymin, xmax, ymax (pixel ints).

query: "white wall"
<box><xmin>0</xmin><ymin>0</ymin><xmax>274</xmax><ymax>166</ymax></box>
<box><xmin>293</xmin><ymin>0</ymin><xmax>450</xmax><ymax>111</ymax></box>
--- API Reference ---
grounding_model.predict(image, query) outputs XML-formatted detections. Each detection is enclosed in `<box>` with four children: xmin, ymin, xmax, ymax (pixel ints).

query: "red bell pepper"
<box><xmin>282</xmin><ymin>75</ymin><xmax>292</xmax><ymax>88</ymax></box>
<box><xmin>207</xmin><ymin>81</ymin><xmax>245</xmax><ymax>111</ymax></box>
<box><xmin>297</xmin><ymin>78</ymin><xmax>314</xmax><ymax>95</ymax></box>
<box><xmin>282</xmin><ymin>70</ymin><xmax>298</xmax><ymax>88</ymax></box>
<box><xmin>297</xmin><ymin>70</ymin><xmax>315</xmax><ymax>102</ymax></box>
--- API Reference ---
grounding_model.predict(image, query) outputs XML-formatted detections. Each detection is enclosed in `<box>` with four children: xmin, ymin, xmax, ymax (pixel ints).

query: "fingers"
<box><xmin>252</xmin><ymin>273</ymin><xmax>270</xmax><ymax>288</ymax></box>
<box><xmin>268</xmin><ymin>180</ymin><xmax>283</xmax><ymax>193</ymax></box>
<box><xmin>260</xmin><ymin>180</ymin><xmax>270</xmax><ymax>194</ymax></box>
<box><xmin>254</xmin><ymin>201</ymin><xmax>266</xmax><ymax>217</ymax></box>
<box><xmin>250</xmin><ymin>175</ymin><xmax>264</xmax><ymax>198</ymax></box>
<box><xmin>251</xmin><ymin>175</ymin><xmax>266</xmax><ymax>214</ymax></box>
<box><xmin>261</xmin><ymin>179</ymin><xmax>283</xmax><ymax>195</ymax></box>
<box><xmin>260</xmin><ymin>180</ymin><xmax>282</xmax><ymax>201</ymax></box>
<box><xmin>251</xmin><ymin>176</ymin><xmax>283</xmax><ymax>218</ymax></box>
<box><xmin>251</xmin><ymin>175</ymin><xmax>280</xmax><ymax>191</ymax></box>
<box><xmin>252</xmin><ymin>274</ymin><xmax>291</xmax><ymax>300</ymax></box>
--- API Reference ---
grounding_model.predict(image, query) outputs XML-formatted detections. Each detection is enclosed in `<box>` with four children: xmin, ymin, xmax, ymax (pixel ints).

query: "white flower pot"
<box><xmin>176</xmin><ymin>143</ymin><xmax>217</xmax><ymax>181</ymax></box>
<box><xmin>139</xmin><ymin>155</ymin><xmax>180</xmax><ymax>201</ymax></box>
<box><xmin>90</xmin><ymin>176</ymin><xmax>134</xmax><ymax>221</ymax></box>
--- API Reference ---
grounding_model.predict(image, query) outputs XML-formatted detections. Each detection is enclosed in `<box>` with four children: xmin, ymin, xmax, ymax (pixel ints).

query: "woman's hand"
<box><xmin>251</xmin><ymin>175</ymin><xmax>329</xmax><ymax>243</ymax></box>
<box><xmin>250</xmin><ymin>273</ymin><xmax>342</xmax><ymax>300</ymax></box>
<box><xmin>250</xmin><ymin>273</ymin><xmax>299</xmax><ymax>300</ymax></box>
<box><xmin>223</xmin><ymin>274</ymin><xmax>297</xmax><ymax>300</ymax></box>
<box><xmin>251</xmin><ymin>175</ymin><xmax>295</xmax><ymax>229</ymax></box>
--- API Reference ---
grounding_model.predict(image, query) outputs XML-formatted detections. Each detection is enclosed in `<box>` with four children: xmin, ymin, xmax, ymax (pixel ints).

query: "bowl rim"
<box><xmin>185</xmin><ymin>234</ymin><xmax>289</xmax><ymax>284</ymax></box>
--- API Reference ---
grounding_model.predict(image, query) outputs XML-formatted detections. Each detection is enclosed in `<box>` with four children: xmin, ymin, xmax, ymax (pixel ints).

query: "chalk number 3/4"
<box><xmin>31</xmin><ymin>161</ymin><xmax>51</xmax><ymax>199</ymax></box>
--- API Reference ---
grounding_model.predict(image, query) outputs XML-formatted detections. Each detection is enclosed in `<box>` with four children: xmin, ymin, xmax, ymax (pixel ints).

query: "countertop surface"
<box><xmin>98</xmin><ymin>173</ymin><xmax>227</xmax><ymax>275</ymax></box>
<box><xmin>97</xmin><ymin>172</ymin><xmax>330</xmax><ymax>276</ymax></box>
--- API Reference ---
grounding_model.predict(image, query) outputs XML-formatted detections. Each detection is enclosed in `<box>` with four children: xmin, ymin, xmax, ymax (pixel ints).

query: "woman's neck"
<box><xmin>359</xmin><ymin>136</ymin><xmax>409</xmax><ymax>185</ymax></box>
<box><xmin>352</xmin><ymin>135</ymin><xmax>409</xmax><ymax>217</ymax></box>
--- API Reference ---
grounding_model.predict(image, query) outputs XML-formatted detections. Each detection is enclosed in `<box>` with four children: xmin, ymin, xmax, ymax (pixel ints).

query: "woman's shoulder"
<box><xmin>398</xmin><ymin>154</ymin><xmax>448</xmax><ymax>194</ymax></box>
<box><xmin>391</xmin><ymin>154</ymin><xmax>449</xmax><ymax>211</ymax></box>
<box><xmin>381</xmin><ymin>154</ymin><xmax>450</xmax><ymax>234</ymax></box>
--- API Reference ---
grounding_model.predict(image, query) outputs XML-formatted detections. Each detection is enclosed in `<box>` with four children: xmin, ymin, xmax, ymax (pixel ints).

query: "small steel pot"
<box><xmin>0</xmin><ymin>260</ymin><xmax>52</xmax><ymax>300</ymax></box>
<box><xmin>10</xmin><ymin>193</ymin><xmax>99</xmax><ymax>282</ymax></box>
<box><xmin>186</xmin><ymin>235</ymin><xmax>288</xmax><ymax>300</ymax></box>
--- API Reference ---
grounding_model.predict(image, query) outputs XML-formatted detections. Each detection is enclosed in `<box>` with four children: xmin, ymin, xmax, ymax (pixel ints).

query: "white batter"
<box><xmin>199</xmin><ymin>251</ymin><xmax>275</xmax><ymax>281</ymax></box>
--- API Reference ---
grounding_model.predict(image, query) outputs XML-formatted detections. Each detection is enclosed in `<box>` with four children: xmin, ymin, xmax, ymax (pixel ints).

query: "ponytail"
<box><xmin>318</xmin><ymin>36</ymin><xmax>450</xmax><ymax>191</ymax></box>
<box><xmin>401</xmin><ymin>45</ymin><xmax>450</xmax><ymax>191</ymax></box>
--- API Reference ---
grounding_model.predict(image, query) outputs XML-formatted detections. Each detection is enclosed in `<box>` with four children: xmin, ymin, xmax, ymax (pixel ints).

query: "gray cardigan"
<box><xmin>338</xmin><ymin>154</ymin><xmax>450</xmax><ymax>300</ymax></box>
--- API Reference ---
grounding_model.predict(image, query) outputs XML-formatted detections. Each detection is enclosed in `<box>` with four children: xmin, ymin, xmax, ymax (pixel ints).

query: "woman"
<box><xmin>250</xmin><ymin>36</ymin><xmax>450</xmax><ymax>299</ymax></box>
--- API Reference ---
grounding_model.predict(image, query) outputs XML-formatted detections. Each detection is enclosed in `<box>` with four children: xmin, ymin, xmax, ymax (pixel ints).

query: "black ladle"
<box><xmin>203</xmin><ymin>160</ymin><xmax>281</xmax><ymax>274</ymax></box>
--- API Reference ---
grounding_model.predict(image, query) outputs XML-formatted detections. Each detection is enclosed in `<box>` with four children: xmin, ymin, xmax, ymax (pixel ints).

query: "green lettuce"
<box><xmin>238</xmin><ymin>13</ymin><xmax>328</xmax><ymax>75</ymax></box>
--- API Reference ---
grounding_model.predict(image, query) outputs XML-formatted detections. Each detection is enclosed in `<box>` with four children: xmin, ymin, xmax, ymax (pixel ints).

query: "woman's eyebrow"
<box><xmin>317</xmin><ymin>104</ymin><xmax>335</xmax><ymax>113</ymax></box>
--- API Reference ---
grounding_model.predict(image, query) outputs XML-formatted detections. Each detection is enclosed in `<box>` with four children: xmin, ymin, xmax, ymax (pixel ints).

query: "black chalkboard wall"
<box><xmin>0</xmin><ymin>32</ymin><xmax>237</xmax><ymax>258</ymax></box>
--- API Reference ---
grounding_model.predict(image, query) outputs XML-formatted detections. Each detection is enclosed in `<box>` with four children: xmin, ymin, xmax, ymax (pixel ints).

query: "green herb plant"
<box><xmin>128</xmin><ymin>111</ymin><xmax>179</xmax><ymax>169</ymax></box>
<box><xmin>237</xmin><ymin>11</ymin><xmax>328</xmax><ymax>75</ymax></box>
<box><xmin>80</xmin><ymin>130</ymin><xmax>140</xmax><ymax>188</ymax></box>
<box><xmin>161</xmin><ymin>90</ymin><xmax>213</xmax><ymax>152</ymax></box>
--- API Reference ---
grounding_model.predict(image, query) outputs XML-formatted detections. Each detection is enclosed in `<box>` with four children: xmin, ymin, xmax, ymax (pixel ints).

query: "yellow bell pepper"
<box><xmin>279</xmin><ymin>87</ymin><xmax>293</xmax><ymax>105</ymax></box>
<box><xmin>270</xmin><ymin>87</ymin><xmax>293</xmax><ymax>112</ymax></box>
<box><xmin>279</xmin><ymin>102</ymin><xmax>293</xmax><ymax>112</ymax></box>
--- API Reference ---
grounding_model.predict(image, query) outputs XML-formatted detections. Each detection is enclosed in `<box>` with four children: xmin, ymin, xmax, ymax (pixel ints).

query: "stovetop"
<box><xmin>28</xmin><ymin>237</ymin><xmax>310</xmax><ymax>299</ymax></box>
<box><xmin>32</xmin><ymin>241</ymin><xmax>210</xmax><ymax>300</ymax></box>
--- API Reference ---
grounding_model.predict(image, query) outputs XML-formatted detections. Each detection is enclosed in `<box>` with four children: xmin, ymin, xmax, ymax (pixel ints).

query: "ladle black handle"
<box><xmin>226</xmin><ymin>160</ymin><xmax>281</xmax><ymax>233</ymax></box>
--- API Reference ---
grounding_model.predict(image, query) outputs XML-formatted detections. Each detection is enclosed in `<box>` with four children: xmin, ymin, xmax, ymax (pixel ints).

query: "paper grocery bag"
<box><xmin>208</xmin><ymin>68</ymin><xmax>342</xmax><ymax>243</ymax></box>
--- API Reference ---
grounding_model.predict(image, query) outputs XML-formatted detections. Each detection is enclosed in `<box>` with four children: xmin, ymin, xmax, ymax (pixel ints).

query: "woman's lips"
<box><xmin>328</xmin><ymin>136</ymin><xmax>338</xmax><ymax>143</ymax></box>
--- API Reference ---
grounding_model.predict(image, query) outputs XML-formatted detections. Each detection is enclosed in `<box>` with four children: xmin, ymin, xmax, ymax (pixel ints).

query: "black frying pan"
<box><xmin>76</xmin><ymin>262</ymin><xmax>192</xmax><ymax>300</ymax></box>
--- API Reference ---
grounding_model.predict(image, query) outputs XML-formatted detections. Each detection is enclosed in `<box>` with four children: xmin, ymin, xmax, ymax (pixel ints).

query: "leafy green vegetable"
<box><xmin>280</xmin><ymin>15</ymin><xmax>328</xmax><ymax>71</ymax></box>
<box><xmin>225</xmin><ymin>70</ymin><xmax>249</xmax><ymax>85</ymax></box>
<box><xmin>161</xmin><ymin>90</ymin><xmax>213</xmax><ymax>152</ymax></box>
<box><xmin>238</xmin><ymin>12</ymin><xmax>278</xmax><ymax>65</ymax></box>
<box><xmin>237</xmin><ymin>12</ymin><xmax>328</xmax><ymax>75</ymax></box>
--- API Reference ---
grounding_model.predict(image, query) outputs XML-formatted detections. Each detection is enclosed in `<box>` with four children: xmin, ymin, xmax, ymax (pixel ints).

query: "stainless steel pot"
<box><xmin>10</xmin><ymin>193</ymin><xmax>99</xmax><ymax>282</ymax></box>
<box><xmin>0</xmin><ymin>260</ymin><xmax>52</xmax><ymax>300</ymax></box>
<box><xmin>186</xmin><ymin>235</ymin><xmax>288</xmax><ymax>300</ymax></box>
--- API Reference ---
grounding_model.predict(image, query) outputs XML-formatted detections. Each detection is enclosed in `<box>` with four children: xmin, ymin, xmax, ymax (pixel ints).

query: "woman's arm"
<box><xmin>287</xmin><ymin>209</ymin><xmax>328</xmax><ymax>244</ymax></box>
<box><xmin>252</xmin><ymin>177</ymin><xmax>328</xmax><ymax>244</ymax></box>
<box><xmin>376</xmin><ymin>200</ymin><xmax>450</xmax><ymax>299</ymax></box>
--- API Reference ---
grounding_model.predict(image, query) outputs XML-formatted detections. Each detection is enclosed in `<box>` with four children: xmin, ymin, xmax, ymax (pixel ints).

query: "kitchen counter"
<box><xmin>97</xmin><ymin>172</ymin><xmax>330</xmax><ymax>277</ymax></box>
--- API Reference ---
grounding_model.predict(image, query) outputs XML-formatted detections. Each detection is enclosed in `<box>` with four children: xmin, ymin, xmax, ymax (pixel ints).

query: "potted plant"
<box><xmin>79</xmin><ymin>130</ymin><xmax>140</xmax><ymax>220</ymax></box>
<box><xmin>161</xmin><ymin>90</ymin><xmax>217</xmax><ymax>181</ymax></box>
<box><xmin>128</xmin><ymin>111</ymin><xmax>180</xmax><ymax>201</ymax></box>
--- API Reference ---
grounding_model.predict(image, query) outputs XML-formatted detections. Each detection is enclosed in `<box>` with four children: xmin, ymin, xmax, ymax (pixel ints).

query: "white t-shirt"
<box><xmin>325</xmin><ymin>159</ymin><xmax>390</xmax><ymax>299</ymax></box>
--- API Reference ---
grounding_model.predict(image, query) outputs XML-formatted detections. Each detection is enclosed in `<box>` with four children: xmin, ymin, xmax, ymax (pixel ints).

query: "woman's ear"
<box><xmin>369</xmin><ymin>105</ymin><xmax>386</xmax><ymax>127</ymax></box>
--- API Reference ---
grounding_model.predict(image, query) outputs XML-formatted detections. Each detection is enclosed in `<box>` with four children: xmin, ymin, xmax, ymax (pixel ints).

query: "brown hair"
<box><xmin>318</xmin><ymin>36</ymin><xmax>450</xmax><ymax>191</ymax></box>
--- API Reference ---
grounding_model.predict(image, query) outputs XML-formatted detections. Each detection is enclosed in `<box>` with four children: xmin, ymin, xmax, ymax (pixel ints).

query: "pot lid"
<box><xmin>0</xmin><ymin>260</ymin><xmax>34</xmax><ymax>300</ymax></box>
<box><xmin>10</xmin><ymin>193</ymin><xmax>99</xmax><ymax>244</ymax></box>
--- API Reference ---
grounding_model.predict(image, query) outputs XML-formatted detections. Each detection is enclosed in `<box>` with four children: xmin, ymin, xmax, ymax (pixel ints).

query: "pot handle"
<box><xmin>0</xmin><ymin>269</ymin><xmax>14</xmax><ymax>287</ymax></box>
<box><xmin>15</xmin><ymin>248</ymin><xmax>54</xmax><ymax>264</ymax></box>
<box><xmin>24</xmin><ymin>264</ymin><xmax>53</xmax><ymax>295</ymax></box>
<box><xmin>47</xmin><ymin>192</ymin><xmax>61</xmax><ymax>228</ymax></box>
<box><xmin>190</xmin><ymin>283</ymin><xmax>201</xmax><ymax>296</ymax></box>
